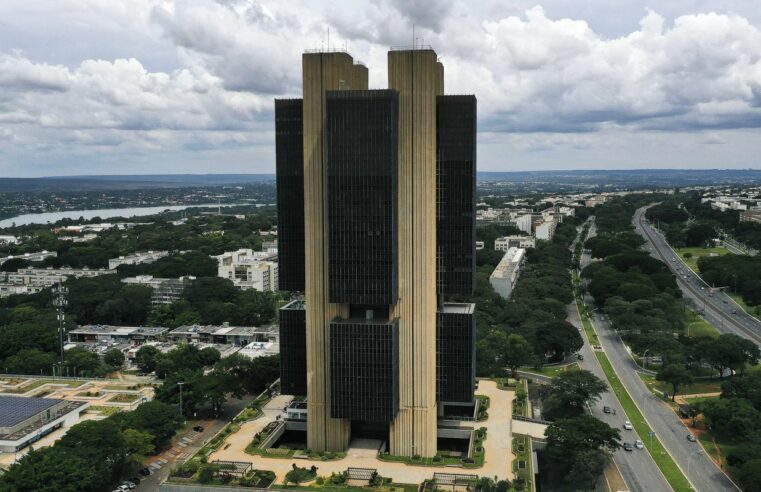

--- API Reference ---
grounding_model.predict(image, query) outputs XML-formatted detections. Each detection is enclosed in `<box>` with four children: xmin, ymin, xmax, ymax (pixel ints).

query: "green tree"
<box><xmin>503</xmin><ymin>333</ymin><xmax>533</xmax><ymax>378</ymax></box>
<box><xmin>122</xmin><ymin>428</ymin><xmax>155</xmax><ymax>465</ymax></box>
<box><xmin>533</xmin><ymin>320</ymin><xmax>583</xmax><ymax>362</ymax></box>
<box><xmin>545</xmin><ymin>370</ymin><xmax>607</xmax><ymax>416</ymax></box>
<box><xmin>657</xmin><ymin>364</ymin><xmax>693</xmax><ymax>401</ymax></box>
<box><xmin>103</xmin><ymin>348</ymin><xmax>125</xmax><ymax>370</ymax></box>
<box><xmin>738</xmin><ymin>458</ymin><xmax>761</xmax><ymax>491</ymax></box>
<box><xmin>63</xmin><ymin>346</ymin><xmax>105</xmax><ymax>377</ymax></box>
<box><xmin>134</xmin><ymin>345</ymin><xmax>161</xmax><ymax>373</ymax></box>
<box><xmin>698</xmin><ymin>398</ymin><xmax>761</xmax><ymax>438</ymax></box>
<box><xmin>544</xmin><ymin>415</ymin><xmax>620</xmax><ymax>489</ymax></box>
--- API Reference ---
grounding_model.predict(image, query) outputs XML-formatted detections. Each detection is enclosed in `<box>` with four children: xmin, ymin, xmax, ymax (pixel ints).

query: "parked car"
<box><xmin>687</xmin><ymin>434</ymin><xmax>697</xmax><ymax>442</ymax></box>
<box><xmin>576</xmin><ymin>353</ymin><xmax>584</xmax><ymax>361</ymax></box>
<box><xmin>623</xmin><ymin>442</ymin><xmax>633</xmax><ymax>451</ymax></box>
<box><xmin>635</xmin><ymin>440</ymin><xmax>644</xmax><ymax>449</ymax></box>
<box><xmin>123</xmin><ymin>482</ymin><xmax>136</xmax><ymax>490</ymax></box>
<box><xmin>603</xmin><ymin>406</ymin><xmax>611</xmax><ymax>414</ymax></box>
<box><xmin>623</xmin><ymin>421</ymin><xmax>633</xmax><ymax>430</ymax></box>
<box><xmin>193</xmin><ymin>425</ymin><xmax>204</xmax><ymax>432</ymax></box>
<box><xmin>139</xmin><ymin>468</ymin><xmax>151</xmax><ymax>476</ymax></box>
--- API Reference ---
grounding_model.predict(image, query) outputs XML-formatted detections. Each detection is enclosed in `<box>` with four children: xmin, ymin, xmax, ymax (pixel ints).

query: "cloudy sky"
<box><xmin>1</xmin><ymin>0</ymin><xmax>760</xmax><ymax>177</ymax></box>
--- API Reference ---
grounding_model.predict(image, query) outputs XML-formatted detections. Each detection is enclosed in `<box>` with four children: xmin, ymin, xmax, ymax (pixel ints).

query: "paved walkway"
<box><xmin>207</xmin><ymin>382</ymin><xmax>515</xmax><ymax>484</ymax></box>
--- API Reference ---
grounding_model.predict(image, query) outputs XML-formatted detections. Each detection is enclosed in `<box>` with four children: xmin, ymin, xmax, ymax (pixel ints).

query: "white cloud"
<box><xmin>1</xmin><ymin>0</ymin><xmax>761</xmax><ymax>175</ymax></box>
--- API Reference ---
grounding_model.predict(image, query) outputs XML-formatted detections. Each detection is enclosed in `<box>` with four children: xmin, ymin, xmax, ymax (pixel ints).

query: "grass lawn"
<box><xmin>512</xmin><ymin>434</ymin><xmax>533</xmax><ymax>490</ymax></box>
<box><xmin>728</xmin><ymin>293</ymin><xmax>759</xmax><ymax>316</ymax></box>
<box><xmin>3</xmin><ymin>379</ymin><xmax>85</xmax><ymax>394</ymax></box>
<box><xmin>685</xmin><ymin>310</ymin><xmax>720</xmax><ymax>338</ymax></box>
<box><xmin>88</xmin><ymin>405</ymin><xmax>123</xmax><ymax>416</ymax></box>
<box><xmin>639</xmin><ymin>373</ymin><xmax>723</xmax><ymax>398</ymax></box>
<box><xmin>519</xmin><ymin>363</ymin><xmax>579</xmax><ymax>378</ymax></box>
<box><xmin>109</xmin><ymin>393</ymin><xmax>139</xmax><ymax>403</ymax></box>
<box><xmin>697</xmin><ymin>429</ymin><xmax>740</xmax><ymax>474</ymax></box>
<box><xmin>596</xmin><ymin>352</ymin><xmax>692</xmax><ymax>492</ymax></box>
<box><xmin>675</xmin><ymin>247</ymin><xmax>729</xmax><ymax>272</ymax></box>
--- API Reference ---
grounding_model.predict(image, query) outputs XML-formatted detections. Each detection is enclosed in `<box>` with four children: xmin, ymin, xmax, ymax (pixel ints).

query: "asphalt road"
<box><xmin>135</xmin><ymin>395</ymin><xmax>253</xmax><ymax>491</ymax></box>
<box><xmin>634</xmin><ymin>206</ymin><xmax>761</xmax><ymax>346</ymax></box>
<box><xmin>568</xmin><ymin>301</ymin><xmax>672</xmax><ymax>491</ymax></box>
<box><xmin>581</xmin><ymin>219</ymin><xmax>738</xmax><ymax>491</ymax></box>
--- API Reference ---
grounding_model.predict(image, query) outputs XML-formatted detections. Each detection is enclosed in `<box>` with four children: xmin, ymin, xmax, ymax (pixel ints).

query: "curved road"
<box><xmin>634</xmin><ymin>206</ymin><xmax>761</xmax><ymax>346</ymax></box>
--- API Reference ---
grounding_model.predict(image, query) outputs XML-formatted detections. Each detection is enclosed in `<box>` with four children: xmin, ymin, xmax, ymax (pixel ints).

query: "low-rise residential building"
<box><xmin>0</xmin><ymin>284</ymin><xmax>45</xmax><ymax>297</ymax></box>
<box><xmin>215</xmin><ymin>248</ymin><xmax>278</xmax><ymax>291</ymax></box>
<box><xmin>121</xmin><ymin>275</ymin><xmax>195</xmax><ymax>304</ymax></box>
<box><xmin>489</xmin><ymin>247</ymin><xmax>526</xmax><ymax>300</ymax></box>
<box><xmin>514</xmin><ymin>214</ymin><xmax>533</xmax><ymax>234</ymax></box>
<box><xmin>168</xmin><ymin>324</ymin><xmax>277</xmax><ymax>347</ymax></box>
<box><xmin>0</xmin><ymin>235</ymin><xmax>18</xmax><ymax>245</ymax></box>
<box><xmin>740</xmin><ymin>209</ymin><xmax>761</xmax><ymax>224</ymax></box>
<box><xmin>495</xmin><ymin>235</ymin><xmax>536</xmax><ymax>251</ymax></box>
<box><xmin>0</xmin><ymin>267</ymin><xmax>117</xmax><ymax>297</ymax></box>
<box><xmin>0</xmin><ymin>395</ymin><xmax>89</xmax><ymax>453</ymax></box>
<box><xmin>108</xmin><ymin>251</ymin><xmax>170</xmax><ymax>270</ymax></box>
<box><xmin>67</xmin><ymin>325</ymin><xmax>169</xmax><ymax>345</ymax></box>
<box><xmin>585</xmin><ymin>195</ymin><xmax>607</xmax><ymax>208</ymax></box>
<box><xmin>0</xmin><ymin>250</ymin><xmax>57</xmax><ymax>266</ymax></box>
<box><xmin>16</xmin><ymin>267</ymin><xmax>116</xmax><ymax>278</ymax></box>
<box><xmin>534</xmin><ymin>219</ymin><xmax>557</xmax><ymax>241</ymax></box>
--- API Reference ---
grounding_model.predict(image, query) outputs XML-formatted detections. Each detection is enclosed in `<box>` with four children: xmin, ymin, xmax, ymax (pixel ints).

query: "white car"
<box><xmin>635</xmin><ymin>439</ymin><xmax>644</xmax><ymax>449</ymax></box>
<box><xmin>623</xmin><ymin>421</ymin><xmax>633</xmax><ymax>430</ymax></box>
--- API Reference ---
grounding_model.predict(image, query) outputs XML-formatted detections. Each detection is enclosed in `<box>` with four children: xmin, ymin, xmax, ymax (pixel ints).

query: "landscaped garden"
<box><xmin>378</xmin><ymin>427</ymin><xmax>487</xmax><ymax>468</ymax></box>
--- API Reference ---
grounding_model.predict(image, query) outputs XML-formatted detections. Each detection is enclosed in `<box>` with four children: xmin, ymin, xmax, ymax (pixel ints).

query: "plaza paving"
<box><xmin>207</xmin><ymin>380</ymin><xmax>515</xmax><ymax>484</ymax></box>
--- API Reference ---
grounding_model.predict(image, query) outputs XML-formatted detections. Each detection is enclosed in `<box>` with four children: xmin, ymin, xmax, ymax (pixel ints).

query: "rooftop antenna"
<box><xmin>327</xmin><ymin>27</ymin><xmax>330</xmax><ymax>51</ymax></box>
<box><xmin>412</xmin><ymin>24</ymin><xmax>415</xmax><ymax>49</ymax></box>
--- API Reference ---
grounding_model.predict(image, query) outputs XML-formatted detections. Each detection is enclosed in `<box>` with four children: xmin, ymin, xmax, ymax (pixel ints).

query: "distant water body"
<box><xmin>0</xmin><ymin>203</ymin><xmax>266</xmax><ymax>228</ymax></box>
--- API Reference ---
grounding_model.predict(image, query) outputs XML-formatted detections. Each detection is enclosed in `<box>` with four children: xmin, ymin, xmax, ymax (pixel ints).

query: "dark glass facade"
<box><xmin>436</xmin><ymin>303</ymin><xmax>476</xmax><ymax>403</ymax></box>
<box><xmin>436</xmin><ymin>95</ymin><xmax>477</xmax><ymax>296</ymax></box>
<box><xmin>325</xmin><ymin>90</ymin><xmax>399</xmax><ymax>305</ymax></box>
<box><xmin>275</xmin><ymin>99</ymin><xmax>305</xmax><ymax>292</ymax></box>
<box><xmin>329</xmin><ymin>318</ymin><xmax>399</xmax><ymax>422</ymax></box>
<box><xmin>279</xmin><ymin>299</ymin><xmax>307</xmax><ymax>396</ymax></box>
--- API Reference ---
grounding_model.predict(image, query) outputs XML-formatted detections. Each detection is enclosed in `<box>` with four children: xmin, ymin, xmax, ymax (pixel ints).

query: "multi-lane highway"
<box><xmin>634</xmin><ymin>206</ymin><xmax>761</xmax><ymax>346</ymax></box>
<box><xmin>567</xmin><ymin>302</ymin><xmax>672</xmax><ymax>491</ymax></box>
<box><xmin>580</xmin><ymin>219</ymin><xmax>739</xmax><ymax>491</ymax></box>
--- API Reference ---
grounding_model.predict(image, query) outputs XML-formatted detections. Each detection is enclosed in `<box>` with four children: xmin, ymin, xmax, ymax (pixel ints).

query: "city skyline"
<box><xmin>2</xmin><ymin>0</ymin><xmax>761</xmax><ymax>177</ymax></box>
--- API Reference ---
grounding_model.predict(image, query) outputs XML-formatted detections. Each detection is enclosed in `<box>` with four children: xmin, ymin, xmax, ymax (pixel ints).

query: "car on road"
<box><xmin>623</xmin><ymin>442</ymin><xmax>633</xmax><ymax>451</ymax></box>
<box><xmin>723</xmin><ymin>299</ymin><xmax>728</xmax><ymax>304</ymax></box>
<box><xmin>603</xmin><ymin>406</ymin><xmax>611</xmax><ymax>414</ymax></box>
<box><xmin>623</xmin><ymin>421</ymin><xmax>633</xmax><ymax>430</ymax></box>
<box><xmin>193</xmin><ymin>425</ymin><xmax>204</xmax><ymax>432</ymax></box>
<box><xmin>635</xmin><ymin>439</ymin><xmax>644</xmax><ymax>449</ymax></box>
<box><xmin>733</xmin><ymin>309</ymin><xmax>738</xmax><ymax>314</ymax></box>
<box><xmin>576</xmin><ymin>353</ymin><xmax>584</xmax><ymax>360</ymax></box>
<box><xmin>687</xmin><ymin>434</ymin><xmax>697</xmax><ymax>442</ymax></box>
<box><xmin>139</xmin><ymin>468</ymin><xmax>151</xmax><ymax>476</ymax></box>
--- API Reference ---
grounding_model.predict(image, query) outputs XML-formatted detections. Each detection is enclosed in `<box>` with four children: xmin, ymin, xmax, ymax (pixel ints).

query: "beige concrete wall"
<box><xmin>387</xmin><ymin>49</ymin><xmax>443</xmax><ymax>457</ymax></box>
<box><xmin>302</xmin><ymin>51</ymin><xmax>354</xmax><ymax>452</ymax></box>
<box><xmin>352</xmin><ymin>64</ymin><xmax>368</xmax><ymax>90</ymax></box>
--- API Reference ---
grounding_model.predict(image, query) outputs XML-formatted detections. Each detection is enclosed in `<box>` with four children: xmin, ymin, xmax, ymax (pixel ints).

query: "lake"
<box><xmin>0</xmin><ymin>203</ymin><xmax>267</xmax><ymax>228</ymax></box>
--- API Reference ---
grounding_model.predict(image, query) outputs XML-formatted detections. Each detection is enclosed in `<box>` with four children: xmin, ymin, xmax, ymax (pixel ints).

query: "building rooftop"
<box><xmin>0</xmin><ymin>395</ymin><xmax>60</xmax><ymax>428</ymax></box>
<box><xmin>69</xmin><ymin>325</ymin><xmax>169</xmax><ymax>336</ymax></box>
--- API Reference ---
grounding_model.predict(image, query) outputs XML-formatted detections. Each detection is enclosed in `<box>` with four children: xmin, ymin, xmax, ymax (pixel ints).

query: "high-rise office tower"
<box><xmin>276</xmin><ymin>46</ymin><xmax>476</xmax><ymax>457</ymax></box>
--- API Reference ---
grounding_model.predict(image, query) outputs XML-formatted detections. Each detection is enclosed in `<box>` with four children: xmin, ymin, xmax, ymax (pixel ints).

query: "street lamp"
<box><xmin>177</xmin><ymin>382</ymin><xmax>185</xmax><ymax>419</ymax></box>
<box><xmin>643</xmin><ymin>348</ymin><xmax>651</xmax><ymax>370</ymax></box>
